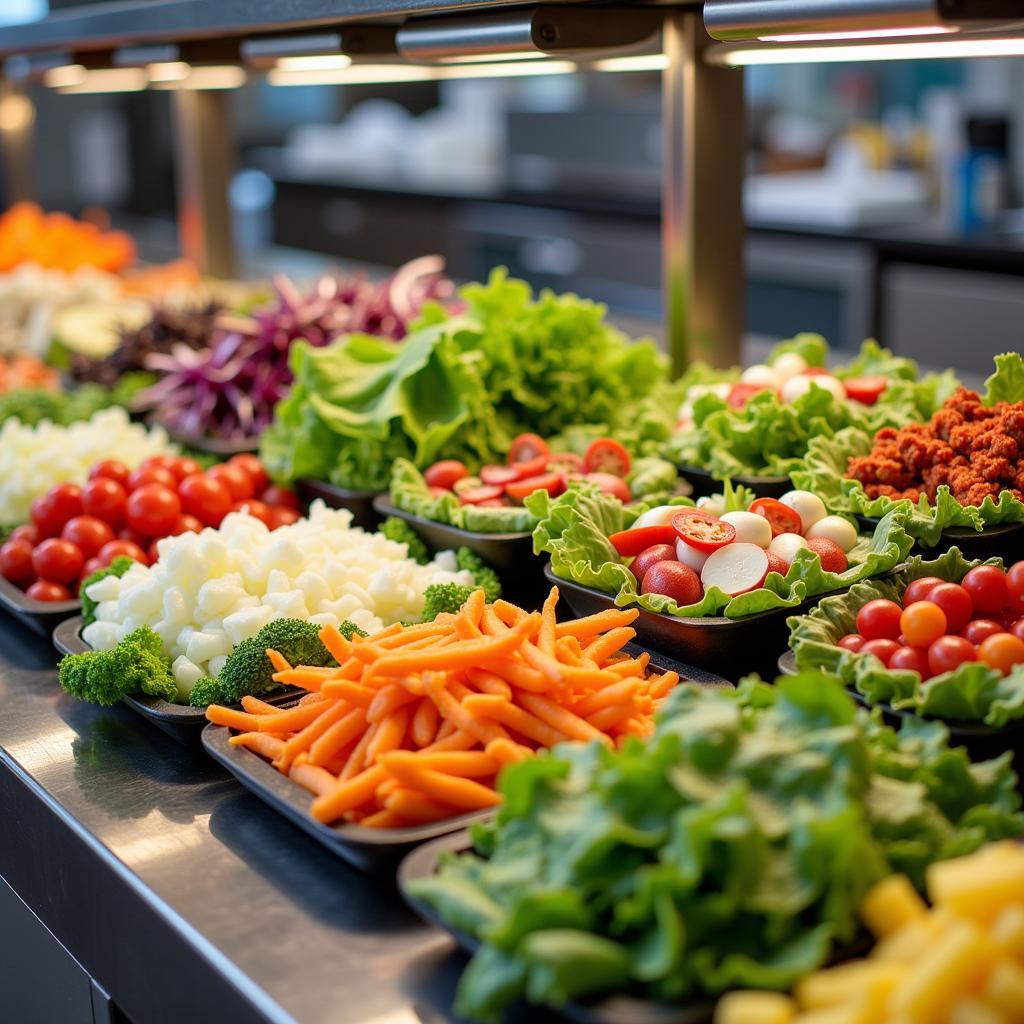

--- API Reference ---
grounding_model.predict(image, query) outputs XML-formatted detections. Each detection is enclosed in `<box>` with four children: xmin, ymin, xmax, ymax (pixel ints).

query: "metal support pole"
<box><xmin>0</xmin><ymin>80</ymin><xmax>35</xmax><ymax>204</ymax></box>
<box><xmin>662</xmin><ymin>10</ymin><xmax>745</xmax><ymax>373</ymax></box>
<box><xmin>172</xmin><ymin>89</ymin><xmax>235</xmax><ymax>277</ymax></box>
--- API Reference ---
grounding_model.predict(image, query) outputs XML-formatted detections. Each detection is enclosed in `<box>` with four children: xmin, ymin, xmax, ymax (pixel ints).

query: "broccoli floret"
<box><xmin>187</xmin><ymin>676</ymin><xmax>220</xmax><ymax>708</ymax></box>
<box><xmin>58</xmin><ymin>626</ymin><xmax>176</xmax><ymax>706</ymax></box>
<box><xmin>80</xmin><ymin>556</ymin><xmax>135</xmax><ymax>626</ymax></box>
<box><xmin>381</xmin><ymin>516</ymin><xmax>430</xmax><ymax>564</ymax></box>
<box><xmin>421</xmin><ymin>583</ymin><xmax>477</xmax><ymax>621</ymax></box>
<box><xmin>336</xmin><ymin>620</ymin><xmax>369</xmax><ymax>642</ymax></box>
<box><xmin>0</xmin><ymin>389</ymin><xmax>67</xmax><ymax>427</ymax></box>
<box><xmin>456</xmin><ymin>547</ymin><xmax>502</xmax><ymax>602</ymax></box>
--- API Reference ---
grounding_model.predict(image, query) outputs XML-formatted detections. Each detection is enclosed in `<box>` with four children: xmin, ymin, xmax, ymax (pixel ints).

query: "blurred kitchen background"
<box><xmin>3</xmin><ymin>0</ymin><xmax>1024</xmax><ymax>372</ymax></box>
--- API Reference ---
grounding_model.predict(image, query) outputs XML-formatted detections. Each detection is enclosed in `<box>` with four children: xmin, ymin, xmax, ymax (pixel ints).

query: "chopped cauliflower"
<box><xmin>83</xmin><ymin>502</ymin><xmax>476</xmax><ymax>678</ymax></box>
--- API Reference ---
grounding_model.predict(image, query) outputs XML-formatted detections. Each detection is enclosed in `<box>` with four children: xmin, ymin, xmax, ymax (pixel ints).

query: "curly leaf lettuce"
<box><xmin>788</xmin><ymin>548</ymin><xmax>1024</xmax><ymax>727</ymax></box>
<box><xmin>769</xmin><ymin>332</ymin><xmax>829</xmax><ymax>368</ymax></box>
<box><xmin>984</xmin><ymin>351</ymin><xmax>1024</xmax><ymax>405</ymax></box>
<box><xmin>530</xmin><ymin>483</ymin><xmax>913</xmax><ymax>620</ymax></box>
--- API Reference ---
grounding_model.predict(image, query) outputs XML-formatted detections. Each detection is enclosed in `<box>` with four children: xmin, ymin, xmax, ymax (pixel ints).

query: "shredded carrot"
<box><xmin>205</xmin><ymin>587</ymin><xmax>684</xmax><ymax>828</ymax></box>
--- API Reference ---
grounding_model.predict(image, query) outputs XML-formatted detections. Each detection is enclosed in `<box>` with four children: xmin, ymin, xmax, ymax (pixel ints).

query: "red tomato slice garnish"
<box><xmin>726</xmin><ymin>382</ymin><xmax>770</xmax><ymax>409</ymax></box>
<box><xmin>842</xmin><ymin>375</ymin><xmax>888</xmax><ymax>406</ymax></box>
<box><xmin>458</xmin><ymin>485</ymin><xmax>505</xmax><ymax>505</ymax></box>
<box><xmin>424</xmin><ymin>460</ymin><xmax>470</xmax><ymax>491</ymax></box>
<box><xmin>510</xmin><ymin>454</ymin><xmax>549</xmax><ymax>480</ymax></box>
<box><xmin>507</xmin><ymin>434</ymin><xmax>550</xmax><ymax>465</ymax></box>
<box><xmin>748</xmin><ymin>497</ymin><xmax>802</xmax><ymax>537</ymax></box>
<box><xmin>547</xmin><ymin>451</ymin><xmax>584</xmax><ymax>475</ymax></box>
<box><xmin>670</xmin><ymin>509</ymin><xmax>736</xmax><ymax>553</ymax></box>
<box><xmin>583</xmin><ymin>438</ymin><xmax>631</xmax><ymax>478</ymax></box>
<box><xmin>505</xmin><ymin>472</ymin><xmax>566</xmax><ymax>502</ymax></box>
<box><xmin>609</xmin><ymin>524</ymin><xmax>677</xmax><ymax>557</ymax></box>
<box><xmin>480</xmin><ymin>464</ymin><xmax>522</xmax><ymax>487</ymax></box>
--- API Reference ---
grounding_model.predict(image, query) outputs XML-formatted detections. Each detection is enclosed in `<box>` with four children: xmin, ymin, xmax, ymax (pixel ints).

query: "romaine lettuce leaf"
<box><xmin>984</xmin><ymin>352</ymin><xmax>1024</xmax><ymax>405</ymax></box>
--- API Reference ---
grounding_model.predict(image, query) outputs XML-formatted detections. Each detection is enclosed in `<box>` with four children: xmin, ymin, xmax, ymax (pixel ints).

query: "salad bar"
<box><xmin>2</xmin><ymin>213</ymin><xmax>1024</xmax><ymax>1024</ymax></box>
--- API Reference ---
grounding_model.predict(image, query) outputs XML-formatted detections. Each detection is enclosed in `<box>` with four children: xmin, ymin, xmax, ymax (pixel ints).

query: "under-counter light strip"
<box><xmin>718</xmin><ymin>34</ymin><xmax>1024</xmax><ymax>64</ymax></box>
<box><xmin>759</xmin><ymin>25</ymin><xmax>957</xmax><ymax>42</ymax></box>
<box><xmin>275</xmin><ymin>54</ymin><xmax>352</xmax><ymax>71</ymax></box>
<box><xmin>266</xmin><ymin>59</ymin><xmax>579</xmax><ymax>86</ymax></box>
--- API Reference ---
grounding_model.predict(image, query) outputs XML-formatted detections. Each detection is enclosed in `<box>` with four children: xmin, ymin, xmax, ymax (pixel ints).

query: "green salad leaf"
<box><xmin>410</xmin><ymin>674</ymin><xmax>1023</xmax><ymax>1021</ymax></box>
<box><xmin>984</xmin><ymin>351</ymin><xmax>1024</xmax><ymax>405</ymax></box>
<box><xmin>788</xmin><ymin>548</ymin><xmax>1024</xmax><ymax>727</ymax></box>
<box><xmin>530</xmin><ymin>483</ymin><xmax>913</xmax><ymax>620</ymax></box>
<box><xmin>769</xmin><ymin>331</ymin><xmax>829</xmax><ymax>368</ymax></box>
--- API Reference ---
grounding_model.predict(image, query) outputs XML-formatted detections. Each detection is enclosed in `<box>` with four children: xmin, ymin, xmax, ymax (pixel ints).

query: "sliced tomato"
<box><xmin>749</xmin><ymin>497</ymin><xmax>802</xmax><ymax>537</ymax></box>
<box><xmin>843</xmin><ymin>375</ymin><xmax>887</xmax><ymax>406</ymax></box>
<box><xmin>508</xmin><ymin>434</ymin><xmax>550</xmax><ymax>465</ymax></box>
<box><xmin>480</xmin><ymin>464</ymin><xmax>522</xmax><ymax>487</ymax></box>
<box><xmin>670</xmin><ymin>509</ymin><xmax>737</xmax><ymax>553</ymax></box>
<box><xmin>609</xmin><ymin>524</ymin><xmax>677</xmax><ymax>557</ymax></box>
<box><xmin>424</xmin><ymin>460</ymin><xmax>469</xmax><ymax>490</ymax></box>
<box><xmin>505</xmin><ymin>472</ymin><xmax>565</xmax><ymax>502</ymax></box>
<box><xmin>510</xmin><ymin>454</ymin><xmax>549</xmax><ymax>480</ymax></box>
<box><xmin>726</xmin><ymin>382</ymin><xmax>770</xmax><ymax>410</ymax></box>
<box><xmin>584</xmin><ymin>472</ymin><xmax>631</xmax><ymax>502</ymax></box>
<box><xmin>547</xmin><ymin>451</ymin><xmax>584</xmax><ymax>475</ymax></box>
<box><xmin>583</xmin><ymin>438</ymin><xmax>631</xmax><ymax>478</ymax></box>
<box><xmin>459</xmin><ymin>485</ymin><xmax>505</xmax><ymax>505</ymax></box>
<box><xmin>476</xmin><ymin>498</ymin><xmax>509</xmax><ymax>508</ymax></box>
<box><xmin>802</xmin><ymin>367</ymin><xmax>830</xmax><ymax>377</ymax></box>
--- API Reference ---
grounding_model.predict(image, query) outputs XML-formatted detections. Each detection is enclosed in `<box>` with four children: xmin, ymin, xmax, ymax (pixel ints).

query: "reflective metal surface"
<box><xmin>0</xmin><ymin>607</ymin><xmax>488</xmax><ymax>1024</ymax></box>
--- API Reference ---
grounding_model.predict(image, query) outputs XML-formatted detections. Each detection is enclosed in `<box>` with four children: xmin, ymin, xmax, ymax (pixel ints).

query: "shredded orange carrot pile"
<box><xmin>205</xmin><ymin>587</ymin><xmax>683</xmax><ymax>829</ymax></box>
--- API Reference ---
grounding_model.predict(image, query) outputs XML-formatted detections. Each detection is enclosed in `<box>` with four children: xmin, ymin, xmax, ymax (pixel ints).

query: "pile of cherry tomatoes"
<box><xmin>0</xmin><ymin>453</ymin><xmax>300</xmax><ymax>602</ymax></box>
<box><xmin>838</xmin><ymin>562</ymin><xmax>1024</xmax><ymax>677</ymax></box>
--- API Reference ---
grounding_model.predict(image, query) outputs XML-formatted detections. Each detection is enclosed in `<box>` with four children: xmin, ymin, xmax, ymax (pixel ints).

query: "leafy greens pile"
<box><xmin>528</xmin><ymin>483</ymin><xmax>913</xmax><ymax>619</ymax></box>
<box><xmin>789</xmin><ymin>548</ymin><xmax>1024</xmax><ymax>727</ymax></box>
<box><xmin>260</xmin><ymin>270</ymin><xmax>672</xmax><ymax>491</ymax></box>
<box><xmin>409</xmin><ymin>673</ymin><xmax>1023</xmax><ymax>1021</ymax></box>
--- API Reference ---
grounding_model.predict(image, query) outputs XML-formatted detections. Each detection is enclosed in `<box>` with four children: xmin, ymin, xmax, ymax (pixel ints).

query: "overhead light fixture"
<box><xmin>240</xmin><ymin>27</ymin><xmax>396</xmax><ymax>69</ymax></box>
<box><xmin>150</xmin><ymin>65</ymin><xmax>246</xmax><ymax>90</ymax></box>
<box><xmin>266</xmin><ymin>59</ymin><xmax>578</xmax><ymax>87</ymax></box>
<box><xmin>54</xmin><ymin>67</ymin><xmax>147</xmax><ymax>93</ymax></box>
<box><xmin>42</xmin><ymin>63</ymin><xmax>86</xmax><ymax>88</ymax></box>
<box><xmin>276</xmin><ymin>54</ymin><xmax>352</xmax><ymax>71</ymax></box>
<box><xmin>590</xmin><ymin>53</ymin><xmax>669</xmax><ymax>73</ymax></box>
<box><xmin>438</xmin><ymin>50</ymin><xmax>546</xmax><ymax>64</ymax></box>
<box><xmin>146</xmin><ymin>60</ymin><xmax>191</xmax><ymax>82</ymax></box>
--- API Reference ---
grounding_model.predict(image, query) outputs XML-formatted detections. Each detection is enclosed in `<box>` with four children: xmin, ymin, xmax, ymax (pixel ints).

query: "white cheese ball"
<box><xmin>740</xmin><ymin>364</ymin><xmax>781</xmax><ymax>389</ymax></box>
<box><xmin>768</xmin><ymin>532</ymin><xmax>809</xmax><ymax>565</ymax></box>
<box><xmin>770</xmin><ymin>352</ymin><xmax>808</xmax><ymax>382</ymax></box>
<box><xmin>781</xmin><ymin>373</ymin><xmax>845</xmax><ymax>405</ymax></box>
<box><xmin>779</xmin><ymin>489</ymin><xmax>827</xmax><ymax>533</ymax></box>
<box><xmin>720</xmin><ymin>510</ymin><xmax>772</xmax><ymax>548</ymax></box>
<box><xmin>675</xmin><ymin>537</ymin><xmax>709</xmax><ymax>572</ymax></box>
<box><xmin>631</xmin><ymin>505</ymin><xmax>678</xmax><ymax>530</ymax></box>
<box><xmin>806</xmin><ymin>514</ymin><xmax>858</xmax><ymax>553</ymax></box>
<box><xmin>696</xmin><ymin>494</ymin><xmax>727</xmax><ymax>519</ymax></box>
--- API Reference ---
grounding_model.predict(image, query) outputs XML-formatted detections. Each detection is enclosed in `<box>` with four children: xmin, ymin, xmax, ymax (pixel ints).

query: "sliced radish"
<box><xmin>720</xmin><ymin>510</ymin><xmax>772</xmax><ymax>548</ymax></box>
<box><xmin>700</xmin><ymin>543</ymin><xmax>769</xmax><ymax>597</ymax></box>
<box><xmin>632</xmin><ymin>504</ymin><xmax>679</xmax><ymax>530</ymax></box>
<box><xmin>806</xmin><ymin>514</ymin><xmax>858</xmax><ymax>552</ymax></box>
<box><xmin>768</xmin><ymin>532</ymin><xmax>809</xmax><ymax>565</ymax></box>
<box><xmin>778</xmin><ymin>489</ymin><xmax>827</xmax><ymax>533</ymax></box>
<box><xmin>676</xmin><ymin>537</ymin><xmax>709</xmax><ymax>572</ymax></box>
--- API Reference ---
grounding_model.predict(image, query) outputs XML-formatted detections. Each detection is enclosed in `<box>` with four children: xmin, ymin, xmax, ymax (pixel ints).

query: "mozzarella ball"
<box><xmin>768</xmin><ymin>532</ymin><xmax>809</xmax><ymax>565</ymax></box>
<box><xmin>696</xmin><ymin>494</ymin><xmax>727</xmax><ymax>519</ymax></box>
<box><xmin>632</xmin><ymin>505</ymin><xmax>678</xmax><ymax>530</ymax></box>
<box><xmin>740</xmin><ymin>364</ymin><xmax>781</xmax><ymax>389</ymax></box>
<box><xmin>675</xmin><ymin>537</ymin><xmax>708</xmax><ymax>572</ymax></box>
<box><xmin>771</xmin><ymin>352</ymin><xmax>808</xmax><ymax>382</ymax></box>
<box><xmin>779</xmin><ymin>489</ymin><xmax>828</xmax><ymax>533</ymax></box>
<box><xmin>781</xmin><ymin>372</ymin><xmax>845</xmax><ymax>404</ymax></box>
<box><xmin>806</xmin><ymin>514</ymin><xmax>858</xmax><ymax>552</ymax></box>
<box><xmin>720</xmin><ymin>510</ymin><xmax>772</xmax><ymax>548</ymax></box>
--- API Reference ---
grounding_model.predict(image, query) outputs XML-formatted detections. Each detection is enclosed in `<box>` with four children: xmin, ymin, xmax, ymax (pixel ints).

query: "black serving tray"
<box><xmin>549</xmin><ymin>564</ymin><xmax>823</xmax><ymax>679</ymax></box>
<box><xmin>372</xmin><ymin>495</ymin><xmax>546</xmax><ymax>607</ymax></box>
<box><xmin>399</xmin><ymin>830</ymin><xmax>715</xmax><ymax>1024</ymax></box>
<box><xmin>0</xmin><ymin>575</ymin><xmax>80</xmax><ymax>636</ymax></box>
<box><xmin>678</xmin><ymin>464</ymin><xmax>791</xmax><ymax>500</ymax></box>
<box><xmin>296</xmin><ymin>478</ymin><xmax>383</xmax><ymax>531</ymax></box>
<box><xmin>52</xmin><ymin>616</ymin><xmax>294</xmax><ymax>744</ymax></box>
<box><xmin>202</xmin><ymin>715</ymin><xmax>493</xmax><ymax>873</ymax></box>
<box><xmin>778</xmin><ymin>649</ymin><xmax>1024</xmax><ymax>765</ymax></box>
<box><xmin>855</xmin><ymin>516</ymin><xmax>1024</xmax><ymax>562</ymax></box>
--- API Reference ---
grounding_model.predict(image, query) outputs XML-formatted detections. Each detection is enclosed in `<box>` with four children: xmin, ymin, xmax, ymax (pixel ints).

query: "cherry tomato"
<box><xmin>508</xmin><ymin>433</ymin><xmax>550</xmax><ymax>465</ymax></box>
<box><xmin>424</xmin><ymin>460</ymin><xmax>470</xmax><ymax>491</ymax></box>
<box><xmin>806</xmin><ymin>537</ymin><xmax>847</xmax><ymax>574</ymax></box>
<box><xmin>842</xmin><ymin>375</ymin><xmax>888</xmax><ymax>405</ymax></box>
<box><xmin>629</xmin><ymin>544</ymin><xmax>677</xmax><ymax>584</ymax></box>
<box><xmin>766</xmin><ymin>552</ymin><xmax>789</xmax><ymax>577</ymax></box>
<box><xmin>32</xmin><ymin>538</ymin><xmax>83</xmax><ymax>585</ymax></box>
<box><xmin>30</xmin><ymin>496</ymin><xmax>61</xmax><ymax>539</ymax></box>
<box><xmin>26</xmin><ymin>580</ymin><xmax>71</xmax><ymax>602</ymax></box>
<box><xmin>860</xmin><ymin>638</ymin><xmax>901</xmax><ymax>666</ymax></box>
<box><xmin>231</xmin><ymin>499</ymin><xmax>273</xmax><ymax>527</ymax></box>
<box><xmin>889</xmin><ymin>646</ymin><xmax>930</xmax><ymax>675</ymax></box>
<box><xmin>125</xmin><ymin>484</ymin><xmax>182</xmax><ymax>538</ymax></box>
<box><xmin>127</xmin><ymin>464</ymin><xmax>177</xmax><ymax>493</ymax></box>
<box><xmin>118</xmin><ymin>527</ymin><xmax>151</xmax><ymax>548</ymax></box>
<box><xmin>928</xmin><ymin>635</ymin><xmax>977</xmax><ymax>675</ymax></box>
<box><xmin>45</xmin><ymin>484</ymin><xmax>83</xmax><ymax>531</ymax></box>
<box><xmin>640</xmin><ymin>561</ymin><xmax>703</xmax><ymax>605</ymax></box>
<box><xmin>899</xmin><ymin>601</ymin><xmax>947</xmax><ymax>649</ymax></box>
<box><xmin>610</xmin><ymin>525</ymin><xmax>678</xmax><ymax>557</ymax></box>
<box><xmin>259</xmin><ymin>486</ymin><xmax>300</xmax><ymax>512</ymax></box>
<box><xmin>509</xmin><ymin>454</ymin><xmax>549</xmax><ymax>479</ymax></box>
<box><xmin>726</xmin><ymin>382</ymin><xmax>771</xmax><ymax>409</ymax></box>
<box><xmin>479</xmin><ymin>464</ymin><xmax>521</xmax><ymax>487</ymax></box>
<box><xmin>267</xmin><ymin>506</ymin><xmax>301</xmax><ymax>530</ymax></box>
<box><xmin>228</xmin><ymin>454</ymin><xmax>269</xmax><ymax>494</ymax></box>
<box><xmin>978</xmin><ymin>632</ymin><xmax>1024</xmax><ymax>674</ymax></box>
<box><xmin>98</xmin><ymin>539</ymin><xmax>148</xmax><ymax>566</ymax></box>
<box><xmin>583</xmin><ymin>472</ymin><xmax>632</xmax><ymax>502</ymax></box>
<box><xmin>81</xmin><ymin>477</ymin><xmax>127</xmax><ymax>528</ymax></box>
<box><xmin>962</xmin><ymin>619</ymin><xmax>1004</xmax><ymax>645</ymax></box>
<box><xmin>458</xmin><ymin>485</ymin><xmax>505</xmax><ymax>505</ymax></box>
<box><xmin>583</xmin><ymin>438</ymin><xmax>631</xmax><ymax>478</ymax></box>
<box><xmin>88</xmin><ymin>460</ymin><xmax>130</xmax><ymax>488</ymax></box>
<box><xmin>9</xmin><ymin>524</ymin><xmax>37</xmax><ymax>546</ymax></box>
<box><xmin>671</xmin><ymin>509</ymin><xmax>737</xmax><ymax>554</ymax></box>
<box><xmin>142</xmin><ymin>454</ymin><xmax>181</xmax><ymax>473</ymax></box>
<box><xmin>61</xmin><ymin>516</ymin><xmax>115</xmax><ymax>559</ymax></box>
<box><xmin>505</xmin><ymin>472</ymin><xmax>566</xmax><ymax>502</ymax></box>
<box><xmin>1012</xmin><ymin>619</ymin><xmax>1024</xmax><ymax>643</ymax></box>
<box><xmin>927</xmin><ymin>583</ymin><xmax>973</xmax><ymax>633</ymax></box>
<box><xmin>179</xmin><ymin>475</ymin><xmax>232</xmax><ymax>527</ymax></box>
<box><xmin>997</xmin><ymin>597</ymin><xmax>1024</xmax><ymax>627</ymax></box>
<box><xmin>80</xmin><ymin>556</ymin><xmax>105</xmax><ymax>580</ymax></box>
<box><xmin>902</xmin><ymin>576</ymin><xmax>944</xmax><ymax>606</ymax></box>
<box><xmin>749</xmin><ymin>497</ymin><xmax>802</xmax><ymax>537</ymax></box>
<box><xmin>0</xmin><ymin>539</ymin><xmax>35</xmax><ymax>585</ymax></box>
<box><xmin>962</xmin><ymin>565</ymin><xmax>1009</xmax><ymax>615</ymax></box>
<box><xmin>178</xmin><ymin>514</ymin><xmax>204</xmax><ymax>534</ymax></box>
<box><xmin>547</xmin><ymin>452</ymin><xmax>584</xmax><ymax>475</ymax></box>
<box><xmin>147</xmin><ymin>538</ymin><xmax>163</xmax><ymax>564</ymax></box>
<box><xmin>856</xmin><ymin>599</ymin><xmax>903</xmax><ymax>641</ymax></box>
<box><xmin>837</xmin><ymin>633</ymin><xmax>866</xmax><ymax>653</ymax></box>
<box><xmin>207</xmin><ymin>464</ymin><xmax>255</xmax><ymax>502</ymax></box>
<box><xmin>1007</xmin><ymin>561</ymin><xmax>1024</xmax><ymax>603</ymax></box>
<box><xmin>171</xmin><ymin>456</ymin><xmax>203</xmax><ymax>481</ymax></box>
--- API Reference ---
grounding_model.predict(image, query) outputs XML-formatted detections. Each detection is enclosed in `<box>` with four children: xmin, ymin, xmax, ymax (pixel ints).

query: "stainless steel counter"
<box><xmin>0</xmin><ymin>607</ymin><xmax>501</xmax><ymax>1024</ymax></box>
